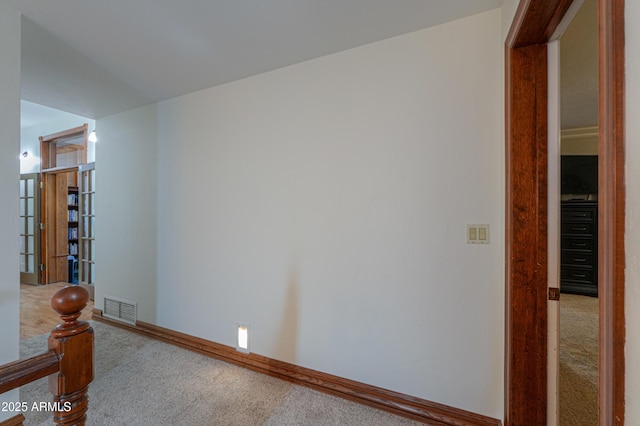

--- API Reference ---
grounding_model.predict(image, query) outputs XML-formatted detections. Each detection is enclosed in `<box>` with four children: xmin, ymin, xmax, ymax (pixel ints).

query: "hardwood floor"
<box><xmin>20</xmin><ymin>283</ymin><xmax>94</xmax><ymax>340</ymax></box>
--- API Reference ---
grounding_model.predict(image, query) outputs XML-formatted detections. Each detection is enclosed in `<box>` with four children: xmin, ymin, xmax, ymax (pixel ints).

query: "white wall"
<box><xmin>19</xmin><ymin>110</ymin><xmax>96</xmax><ymax>174</ymax></box>
<box><xmin>625</xmin><ymin>0</ymin><xmax>640</xmax><ymax>421</ymax></box>
<box><xmin>560</xmin><ymin>127</ymin><xmax>599</xmax><ymax>155</ymax></box>
<box><xmin>153</xmin><ymin>9</ymin><xmax>504</xmax><ymax>418</ymax></box>
<box><xmin>94</xmin><ymin>104</ymin><xmax>158</xmax><ymax>323</ymax></box>
<box><xmin>0</xmin><ymin>3</ymin><xmax>21</xmax><ymax>421</ymax></box>
<box><xmin>501</xmin><ymin>0</ymin><xmax>521</xmax><ymax>41</ymax></box>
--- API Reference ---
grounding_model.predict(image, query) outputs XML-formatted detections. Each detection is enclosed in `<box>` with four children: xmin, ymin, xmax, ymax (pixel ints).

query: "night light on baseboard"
<box><xmin>236</xmin><ymin>323</ymin><xmax>250</xmax><ymax>353</ymax></box>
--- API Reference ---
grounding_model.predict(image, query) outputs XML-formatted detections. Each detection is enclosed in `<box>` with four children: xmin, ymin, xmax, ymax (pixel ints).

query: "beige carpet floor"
<box><xmin>559</xmin><ymin>293</ymin><xmax>598</xmax><ymax>425</ymax></box>
<box><xmin>19</xmin><ymin>322</ymin><xmax>425</xmax><ymax>426</ymax></box>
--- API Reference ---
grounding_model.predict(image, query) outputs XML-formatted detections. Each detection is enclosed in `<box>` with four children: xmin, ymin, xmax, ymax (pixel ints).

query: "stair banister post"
<box><xmin>48</xmin><ymin>286</ymin><xmax>94</xmax><ymax>426</ymax></box>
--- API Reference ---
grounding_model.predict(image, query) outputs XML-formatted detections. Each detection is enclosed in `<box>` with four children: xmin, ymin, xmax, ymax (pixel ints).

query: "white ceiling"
<box><xmin>8</xmin><ymin>0</ymin><xmax>502</xmax><ymax>120</ymax></box>
<box><xmin>20</xmin><ymin>100</ymin><xmax>77</xmax><ymax>129</ymax></box>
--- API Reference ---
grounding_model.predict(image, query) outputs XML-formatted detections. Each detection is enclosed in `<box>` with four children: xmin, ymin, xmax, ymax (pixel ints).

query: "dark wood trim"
<box><xmin>0</xmin><ymin>414</ymin><xmax>25</xmax><ymax>426</ymax></box>
<box><xmin>598</xmin><ymin>0</ymin><xmax>626</xmax><ymax>423</ymax></box>
<box><xmin>504</xmin><ymin>42</ymin><xmax>548</xmax><ymax>426</ymax></box>
<box><xmin>39</xmin><ymin>123</ymin><xmax>87</xmax><ymax>174</ymax></box>
<box><xmin>0</xmin><ymin>351</ymin><xmax>59</xmax><ymax>394</ymax></box>
<box><xmin>506</xmin><ymin>0</ymin><xmax>574</xmax><ymax>48</ymax></box>
<box><xmin>40</xmin><ymin>124</ymin><xmax>88</xmax><ymax>144</ymax></box>
<box><xmin>40</xmin><ymin>166</ymin><xmax>83</xmax><ymax>175</ymax></box>
<box><xmin>92</xmin><ymin>309</ymin><xmax>501</xmax><ymax>426</ymax></box>
<box><xmin>505</xmin><ymin>0</ymin><xmax>625</xmax><ymax>424</ymax></box>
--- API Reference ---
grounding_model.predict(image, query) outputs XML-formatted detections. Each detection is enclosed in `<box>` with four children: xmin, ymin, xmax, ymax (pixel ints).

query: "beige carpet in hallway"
<box><xmin>559</xmin><ymin>293</ymin><xmax>598</xmax><ymax>425</ymax></box>
<box><xmin>20</xmin><ymin>322</ymin><xmax>425</xmax><ymax>426</ymax></box>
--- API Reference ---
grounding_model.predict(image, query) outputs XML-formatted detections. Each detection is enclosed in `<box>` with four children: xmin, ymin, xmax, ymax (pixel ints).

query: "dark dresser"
<box><xmin>560</xmin><ymin>201</ymin><xmax>598</xmax><ymax>297</ymax></box>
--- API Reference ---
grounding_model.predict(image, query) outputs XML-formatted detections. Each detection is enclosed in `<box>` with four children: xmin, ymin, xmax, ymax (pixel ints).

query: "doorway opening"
<box><xmin>553</xmin><ymin>0</ymin><xmax>600</xmax><ymax>423</ymax></box>
<box><xmin>39</xmin><ymin>124</ymin><xmax>87</xmax><ymax>285</ymax></box>
<box><xmin>504</xmin><ymin>0</ymin><xmax>625</xmax><ymax>424</ymax></box>
<box><xmin>19</xmin><ymin>119</ymin><xmax>97</xmax><ymax>339</ymax></box>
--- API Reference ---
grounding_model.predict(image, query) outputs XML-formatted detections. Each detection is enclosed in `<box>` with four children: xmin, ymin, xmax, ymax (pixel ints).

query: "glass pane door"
<box><xmin>20</xmin><ymin>173</ymin><xmax>40</xmax><ymax>284</ymax></box>
<box><xmin>79</xmin><ymin>163</ymin><xmax>95</xmax><ymax>284</ymax></box>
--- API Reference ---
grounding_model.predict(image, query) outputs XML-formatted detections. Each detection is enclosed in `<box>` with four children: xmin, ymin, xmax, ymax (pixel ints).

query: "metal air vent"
<box><xmin>103</xmin><ymin>296</ymin><xmax>137</xmax><ymax>325</ymax></box>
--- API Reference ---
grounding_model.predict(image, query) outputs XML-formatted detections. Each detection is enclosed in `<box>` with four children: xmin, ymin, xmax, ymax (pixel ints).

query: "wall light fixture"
<box><xmin>236</xmin><ymin>323</ymin><xmax>250</xmax><ymax>353</ymax></box>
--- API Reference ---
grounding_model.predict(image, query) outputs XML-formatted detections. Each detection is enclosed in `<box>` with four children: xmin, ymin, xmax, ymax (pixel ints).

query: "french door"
<box><xmin>79</xmin><ymin>163</ymin><xmax>95</xmax><ymax>285</ymax></box>
<box><xmin>19</xmin><ymin>173</ymin><xmax>40</xmax><ymax>284</ymax></box>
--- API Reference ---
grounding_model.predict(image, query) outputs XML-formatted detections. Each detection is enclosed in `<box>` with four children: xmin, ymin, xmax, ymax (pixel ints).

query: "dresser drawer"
<box><xmin>561</xmin><ymin>281</ymin><xmax>598</xmax><ymax>297</ymax></box>
<box><xmin>561</xmin><ymin>267</ymin><xmax>596</xmax><ymax>284</ymax></box>
<box><xmin>561</xmin><ymin>237</ymin><xmax>596</xmax><ymax>251</ymax></box>
<box><xmin>561</xmin><ymin>222</ymin><xmax>595</xmax><ymax>236</ymax></box>
<box><xmin>561</xmin><ymin>251</ymin><xmax>595</xmax><ymax>267</ymax></box>
<box><xmin>561</xmin><ymin>208</ymin><xmax>596</xmax><ymax>223</ymax></box>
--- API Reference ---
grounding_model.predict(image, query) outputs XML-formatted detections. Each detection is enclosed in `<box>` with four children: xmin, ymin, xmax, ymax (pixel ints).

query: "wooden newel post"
<box><xmin>48</xmin><ymin>286</ymin><xmax>94</xmax><ymax>426</ymax></box>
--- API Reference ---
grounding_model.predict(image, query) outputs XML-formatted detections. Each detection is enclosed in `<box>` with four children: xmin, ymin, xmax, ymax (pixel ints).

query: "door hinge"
<box><xmin>39</xmin><ymin>181</ymin><xmax>45</xmax><ymax>189</ymax></box>
<box><xmin>549</xmin><ymin>287</ymin><xmax>560</xmax><ymax>301</ymax></box>
<box><xmin>39</xmin><ymin>264</ymin><xmax>45</xmax><ymax>271</ymax></box>
<box><xmin>39</xmin><ymin>223</ymin><xmax>45</xmax><ymax>230</ymax></box>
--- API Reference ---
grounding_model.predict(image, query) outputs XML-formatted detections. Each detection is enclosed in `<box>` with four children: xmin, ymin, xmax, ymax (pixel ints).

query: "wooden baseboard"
<box><xmin>91</xmin><ymin>309</ymin><xmax>501</xmax><ymax>426</ymax></box>
<box><xmin>0</xmin><ymin>414</ymin><xmax>25</xmax><ymax>426</ymax></box>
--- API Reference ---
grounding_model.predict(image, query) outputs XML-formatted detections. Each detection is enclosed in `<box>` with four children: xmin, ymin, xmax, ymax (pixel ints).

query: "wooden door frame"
<box><xmin>39</xmin><ymin>124</ymin><xmax>88</xmax><ymax>172</ymax></box>
<box><xmin>504</xmin><ymin>0</ymin><xmax>625</xmax><ymax>424</ymax></box>
<box><xmin>38</xmin><ymin>124</ymin><xmax>88</xmax><ymax>284</ymax></box>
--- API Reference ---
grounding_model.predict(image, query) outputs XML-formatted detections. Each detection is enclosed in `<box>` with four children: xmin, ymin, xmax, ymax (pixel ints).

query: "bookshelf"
<box><xmin>68</xmin><ymin>186</ymin><xmax>79</xmax><ymax>283</ymax></box>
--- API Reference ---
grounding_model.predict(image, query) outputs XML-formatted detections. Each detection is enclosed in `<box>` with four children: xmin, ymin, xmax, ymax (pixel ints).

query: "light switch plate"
<box><xmin>467</xmin><ymin>224</ymin><xmax>490</xmax><ymax>244</ymax></box>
